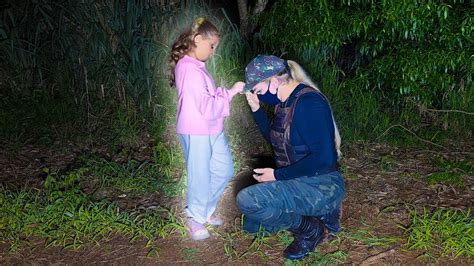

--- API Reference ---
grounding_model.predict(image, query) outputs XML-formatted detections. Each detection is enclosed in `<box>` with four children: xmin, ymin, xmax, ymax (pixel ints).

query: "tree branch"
<box><xmin>376</xmin><ymin>124</ymin><xmax>448</xmax><ymax>151</ymax></box>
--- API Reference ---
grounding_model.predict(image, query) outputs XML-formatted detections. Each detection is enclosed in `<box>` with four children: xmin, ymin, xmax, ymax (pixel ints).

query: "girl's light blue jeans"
<box><xmin>236</xmin><ymin>171</ymin><xmax>345</xmax><ymax>231</ymax></box>
<box><xmin>178</xmin><ymin>132</ymin><xmax>234</xmax><ymax>224</ymax></box>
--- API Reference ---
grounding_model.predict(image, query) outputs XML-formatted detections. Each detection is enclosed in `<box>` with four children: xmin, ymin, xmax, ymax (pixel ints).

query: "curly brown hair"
<box><xmin>168</xmin><ymin>17</ymin><xmax>219</xmax><ymax>87</ymax></box>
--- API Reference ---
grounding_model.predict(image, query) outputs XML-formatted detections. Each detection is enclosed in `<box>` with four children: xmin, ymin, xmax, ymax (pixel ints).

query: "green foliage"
<box><xmin>65</xmin><ymin>144</ymin><xmax>183</xmax><ymax>197</ymax></box>
<box><xmin>0</xmin><ymin>182</ymin><xmax>184</xmax><ymax>252</ymax></box>
<box><xmin>81</xmin><ymin>158</ymin><xmax>160</xmax><ymax>194</ymax></box>
<box><xmin>182</xmin><ymin>247</ymin><xmax>199</xmax><ymax>261</ymax></box>
<box><xmin>425</xmin><ymin>171</ymin><xmax>463</xmax><ymax>186</ymax></box>
<box><xmin>341</xmin><ymin>227</ymin><xmax>400</xmax><ymax>248</ymax></box>
<box><xmin>0</xmin><ymin>0</ymin><xmax>166</xmax><ymax>110</ymax></box>
<box><xmin>111</xmin><ymin>104</ymin><xmax>141</xmax><ymax>148</ymax></box>
<box><xmin>0</xmin><ymin>0</ymin><xmax>248</xmax><ymax>147</ymax></box>
<box><xmin>378</xmin><ymin>155</ymin><xmax>397</xmax><ymax>172</ymax></box>
<box><xmin>402</xmin><ymin>207</ymin><xmax>473</xmax><ymax>258</ymax></box>
<box><xmin>436</xmin><ymin>156</ymin><xmax>474</xmax><ymax>175</ymax></box>
<box><xmin>422</xmin><ymin>156</ymin><xmax>472</xmax><ymax>186</ymax></box>
<box><xmin>152</xmin><ymin>142</ymin><xmax>185</xmax><ymax>197</ymax></box>
<box><xmin>257</xmin><ymin>0</ymin><xmax>473</xmax><ymax>140</ymax></box>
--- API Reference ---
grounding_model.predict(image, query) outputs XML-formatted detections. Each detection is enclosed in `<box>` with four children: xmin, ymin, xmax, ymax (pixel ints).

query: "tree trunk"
<box><xmin>237</xmin><ymin>0</ymin><xmax>268</xmax><ymax>40</ymax></box>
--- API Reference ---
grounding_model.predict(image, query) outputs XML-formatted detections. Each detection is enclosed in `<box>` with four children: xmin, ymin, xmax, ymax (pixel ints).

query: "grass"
<box><xmin>57</xmin><ymin>143</ymin><xmax>184</xmax><ymax>198</ymax></box>
<box><xmin>182</xmin><ymin>247</ymin><xmax>199</xmax><ymax>261</ymax></box>
<box><xmin>0</xmin><ymin>92</ymin><xmax>84</xmax><ymax>146</ymax></box>
<box><xmin>422</xmin><ymin>155</ymin><xmax>473</xmax><ymax>187</ymax></box>
<box><xmin>425</xmin><ymin>172</ymin><xmax>464</xmax><ymax>186</ymax></box>
<box><xmin>344</xmin><ymin>228</ymin><xmax>401</xmax><ymax>248</ymax></box>
<box><xmin>378</xmin><ymin>155</ymin><xmax>397</xmax><ymax>172</ymax></box>
<box><xmin>219</xmin><ymin>216</ymin><xmax>348</xmax><ymax>264</ymax></box>
<box><xmin>0</xmin><ymin>184</ymin><xmax>185</xmax><ymax>252</ymax></box>
<box><xmin>402</xmin><ymin>207</ymin><xmax>473</xmax><ymax>258</ymax></box>
<box><xmin>0</xmin><ymin>0</ymin><xmax>250</xmax><ymax>257</ymax></box>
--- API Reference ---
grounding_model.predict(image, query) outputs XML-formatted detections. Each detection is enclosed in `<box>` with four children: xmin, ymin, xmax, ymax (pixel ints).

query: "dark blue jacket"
<box><xmin>252</xmin><ymin>83</ymin><xmax>338</xmax><ymax>180</ymax></box>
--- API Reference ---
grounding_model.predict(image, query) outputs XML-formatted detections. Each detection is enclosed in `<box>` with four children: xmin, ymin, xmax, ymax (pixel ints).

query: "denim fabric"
<box><xmin>242</xmin><ymin>215</ymin><xmax>279</xmax><ymax>234</ymax></box>
<box><xmin>236</xmin><ymin>171</ymin><xmax>344</xmax><ymax>230</ymax></box>
<box><xmin>179</xmin><ymin>132</ymin><xmax>234</xmax><ymax>224</ymax></box>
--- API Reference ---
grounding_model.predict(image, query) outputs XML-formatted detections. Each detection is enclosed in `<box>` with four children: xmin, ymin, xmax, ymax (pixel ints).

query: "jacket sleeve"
<box><xmin>200</xmin><ymin>85</ymin><xmax>236</xmax><ymax>120</ymax></box>
<box><xmin>180</xmin><ymin>66</ymin><xmax>235</xmax><ymax>120</ymax></box>
<box><xmin>251</xmin><ymin>108</ymin><xmax>271</xmax><ymax>144</ymax></box>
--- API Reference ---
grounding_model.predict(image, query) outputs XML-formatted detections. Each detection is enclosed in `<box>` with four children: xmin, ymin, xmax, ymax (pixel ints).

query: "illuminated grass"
<box><xmin>0</xmin><ymin>173</ymin><xmax>185</xmax><ymax>252</ymax></box>
<box><xmin>402</xmin><ymin>207</ymin><xmax>473</xmax><ymax>258</ymax></box>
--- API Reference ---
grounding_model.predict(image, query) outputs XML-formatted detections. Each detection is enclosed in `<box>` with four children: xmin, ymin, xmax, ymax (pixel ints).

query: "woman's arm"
<box><xmin>251</xmin><ymin>108</ymin><xmax>271</xmax><ymax>143</ymax></box>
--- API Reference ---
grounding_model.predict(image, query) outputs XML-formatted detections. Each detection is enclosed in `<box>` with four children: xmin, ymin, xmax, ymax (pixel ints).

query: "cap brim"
<box><xmin>243</xmin><ymin>83</ymin><xmax>254</xmax><ymax>93</ymax></box>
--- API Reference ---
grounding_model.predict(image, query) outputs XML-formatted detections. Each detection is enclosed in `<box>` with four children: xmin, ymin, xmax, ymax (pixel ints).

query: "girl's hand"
<box><xmin>245</xmin><ymin>93</ymin><xmax>260</xmax><ymax>112</ymax></box>
<box><xmin>253</xmin><ymin>168</ymin><xmax>276</xmax><ymax>182</ymax></box>
<box><xmin>231</xmin><ymin>81</ymin><xmax>245</xmax><ymax>94</ymax></box>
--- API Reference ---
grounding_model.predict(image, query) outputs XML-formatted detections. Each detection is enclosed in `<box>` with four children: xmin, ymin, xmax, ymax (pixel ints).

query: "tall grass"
<box><xmin>1</xmin><ymin>0</ymin><xmax>167</xmax><ymax>109</ymax></box>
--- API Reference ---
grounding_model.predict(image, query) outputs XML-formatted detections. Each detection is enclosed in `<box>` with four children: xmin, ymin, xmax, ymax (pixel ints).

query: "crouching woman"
<box><xmin>236</xmin><ymin>55</ymin><xmax>345</xmax><ymax>260</ymax></box>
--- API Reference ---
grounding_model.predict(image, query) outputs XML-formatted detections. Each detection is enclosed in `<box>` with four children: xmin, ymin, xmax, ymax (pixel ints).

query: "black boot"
<box><xmin>283</xmin><ymin>216</ymin><xmax>326</xmax><ymax>260</ymax></box>
<box><xmin>319</xmin><ymin>206</ymin><xmax>342</xmax><ymax>235</ymax></box>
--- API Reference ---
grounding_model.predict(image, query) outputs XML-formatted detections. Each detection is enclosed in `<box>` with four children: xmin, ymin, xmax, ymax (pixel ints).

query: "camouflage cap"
<box><xmin>244</xmin><ymin>55</ymin><xmax>286</xmax><ymax>92</ymax></box>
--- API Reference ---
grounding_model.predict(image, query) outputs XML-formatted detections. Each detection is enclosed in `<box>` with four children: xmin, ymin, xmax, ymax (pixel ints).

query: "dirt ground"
<box><xmin>0</xmin><ymin>139</ymin><xmax>472</xmax><ymax>265</ymax></box>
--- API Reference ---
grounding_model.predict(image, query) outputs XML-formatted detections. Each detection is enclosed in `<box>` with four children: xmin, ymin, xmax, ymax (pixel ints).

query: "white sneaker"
<box><xmin>186</xmin><ymin>218</ymin><xmax>210</xmax><ymax>240</ymax></box>
<box><xmin>207</xmin><ymin>215</ymin><xmax>223</xmax><ymax>226</ymax></box>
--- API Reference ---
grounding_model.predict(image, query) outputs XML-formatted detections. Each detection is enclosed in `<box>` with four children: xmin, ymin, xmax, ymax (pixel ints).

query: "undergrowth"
<box><xmin>0</xmin><ymin>173</ymin><xmax>185</xmax><ymax>252</ymax></box>
<box><xmin>402</xmin><ymin>207</ymin><xmax>473</xmax><ymax>258</ymax></box>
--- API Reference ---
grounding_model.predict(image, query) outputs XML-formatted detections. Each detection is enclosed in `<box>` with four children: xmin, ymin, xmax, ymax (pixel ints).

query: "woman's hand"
<box><xmin>245</xmin><ymin>92</ymin><xmax>260</xmax><ymax>112</ymax></box>
<box><xmin>231</xmin><ymin>81</ymin><xmax>245</xmax><ymax>94</ymax></box>
<box><xmin>253</xmin><ymin>168</ymin><xmax>276</xmax><ymax>182</ymax></box>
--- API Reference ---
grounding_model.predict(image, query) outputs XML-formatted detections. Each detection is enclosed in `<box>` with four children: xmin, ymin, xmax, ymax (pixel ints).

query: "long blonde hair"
<box><xmin>167</xmin><ymin>17</ymin><xmax>219</xmax><ymax>87</ymax></box>
<box><xmin>285</xmin><ymin>60</ymin><xmax>342</xmax><ymax>159</ymax></box>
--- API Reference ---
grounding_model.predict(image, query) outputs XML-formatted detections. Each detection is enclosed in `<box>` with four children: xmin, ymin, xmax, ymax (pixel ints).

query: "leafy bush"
<box><xmin>257</xmin><ymin>0</ymin><xmax>473</xmax><ymax>139</ymax></box>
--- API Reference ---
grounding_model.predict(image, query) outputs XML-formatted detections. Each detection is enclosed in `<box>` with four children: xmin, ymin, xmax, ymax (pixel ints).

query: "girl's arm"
<box><xmin>200</xmin><ymin>81</ymin><xmax>244</xmax><ymax>120</ymax></box>
<box><xmin>179</xmin><ymin>66</ymin><xmax>233</xmax><ymax>120</ymax></box>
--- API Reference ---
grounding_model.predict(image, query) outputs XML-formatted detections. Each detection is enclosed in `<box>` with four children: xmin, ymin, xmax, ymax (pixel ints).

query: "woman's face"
<box><xmin>252</xmin><ymin>78</ymin><xmax>279</xmax><ymax>95</ymax></box>
<box><xmin>251</xmin><ymin>80</ymin><xmax>271</xmax><ymax>95</ymax></box>
<box><xmin>251</xmin><ymin>78</ymin><xmax>282</xmax><ymax>105</ymax></box>
<box><xmin>190</xmin><ymin>34</ymin><xmax>219</xmax><ymax>62</ymax></box>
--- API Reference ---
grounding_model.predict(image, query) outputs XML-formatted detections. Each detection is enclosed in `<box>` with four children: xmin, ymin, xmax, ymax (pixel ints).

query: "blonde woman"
<box><xmin>236</xmin><ymin>55</ymin><xmax>344</xmax><ymax>260</ymax></box>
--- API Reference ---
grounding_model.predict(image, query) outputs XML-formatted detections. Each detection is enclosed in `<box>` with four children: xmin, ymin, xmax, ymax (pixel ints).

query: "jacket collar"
<box><xmin>182</xmin><ymin>55</ymin><xmax>205</xmax><ymax>68</ymax></box>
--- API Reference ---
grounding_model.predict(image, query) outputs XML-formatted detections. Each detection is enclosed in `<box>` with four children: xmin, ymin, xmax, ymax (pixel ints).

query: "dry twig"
<box><xmin>376</xmin><ymin>124</ymin><xmax>448</xmax><ymax>151</ymax></box>
<box><xmin>361</xmin><ymin>248</ymin><xmax>396</xmax><ymax>265</ymax></box>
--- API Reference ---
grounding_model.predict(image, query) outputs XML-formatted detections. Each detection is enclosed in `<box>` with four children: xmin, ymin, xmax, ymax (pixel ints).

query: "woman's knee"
<box><xmin>236</xmin><ymin>187</ymin><xmax>256</xmax><ymax>212</ymax></box>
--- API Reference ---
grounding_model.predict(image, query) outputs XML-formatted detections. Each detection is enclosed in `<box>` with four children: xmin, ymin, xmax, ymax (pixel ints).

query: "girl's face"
<box><xmin>190</xmin><ymin>34</ymin><xmax>219</xmax><ymax>62</ymax></box>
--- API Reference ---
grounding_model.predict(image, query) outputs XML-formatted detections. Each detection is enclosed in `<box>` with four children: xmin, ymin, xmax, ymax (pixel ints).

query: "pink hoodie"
<box><xmin>174</xmin><ymin>55</ymin><xmax>237</xmax><ymax>135</ymax></box>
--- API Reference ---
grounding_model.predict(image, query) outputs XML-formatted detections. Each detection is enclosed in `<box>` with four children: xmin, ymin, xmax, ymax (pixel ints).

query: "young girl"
<box><xmin>168</xmin><ymin>17</ymin><xmax>244</xmax><ymax>240</ymax></box>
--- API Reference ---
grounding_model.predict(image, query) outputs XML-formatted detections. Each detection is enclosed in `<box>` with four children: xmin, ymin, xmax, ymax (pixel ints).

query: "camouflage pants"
<box><xmin>236</xmin><ymin>171</ymin><xmax>344</xmax><ymax>231</ymax></box>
